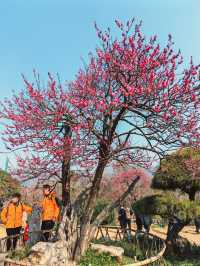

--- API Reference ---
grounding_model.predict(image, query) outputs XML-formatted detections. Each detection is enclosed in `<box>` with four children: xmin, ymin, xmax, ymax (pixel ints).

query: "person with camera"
<box><xmin>41</xmin><ymin>184</ymin><xmax>60</xmax><ymax>241</ymax></box>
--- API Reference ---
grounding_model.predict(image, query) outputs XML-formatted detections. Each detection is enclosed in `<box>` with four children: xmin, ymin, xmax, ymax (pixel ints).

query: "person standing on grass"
<box><xmin>41</xmin><ymin>184</ymin><xmax>60</xmax><ymax>241</ymax></box>
<box><xmin>1</xmin><ymin>193</ymin><xmax>32</xmax><ymax>251</ymax></box>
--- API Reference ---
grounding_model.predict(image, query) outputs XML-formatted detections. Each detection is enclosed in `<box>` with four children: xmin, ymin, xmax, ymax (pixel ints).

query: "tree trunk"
<box><xmin>72</xmin><ymin>174</ymin><xmax>140</xmax><ymax>261</ymax></box>
<box><xmin>56</xmin><ymin>123</ymin><xmax>76</xmax><ymax>261</ymax></box>
<box><xmin>166</xmin><ymin>217</ymin><xmax>189</xmax><ymax>243</ymax></box>
<box><xmin>73</xmin><ymin>156</ymin><xmax>108</xmax><ymax>260</ymax></box>
<box><xmin>57</xmin><ymin>139</ymin><xmax>140</xmax><ymax>263</ymax></box>
<box><xmin>62</xmin><ymin>159</ymin><xmax>71</xmax><ymax>208</ymax></box>
<box><xmin>57</xmin><ymin>171</ymin><xmax>140</xmax><ymax>263</ymax></box>
<box><xmin>61</xmin><ymin>124</ymin><xmax>72</xmax><ymax>212</ymax></box>
<box><xmin>58</xmin><ymin>207</ymin><xmax>79</xmax><ymax>262</ymax></box>
<box><xmin>58</xmin><ymin>206</ymin><xmax>94</xmax><ymax>263</ymax></box>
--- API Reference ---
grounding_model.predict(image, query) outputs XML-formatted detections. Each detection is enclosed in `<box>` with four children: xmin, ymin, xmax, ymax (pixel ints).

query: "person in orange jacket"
<box><xmin>41</xmin><ymin>184</ymin><xmax>60</xmax><ymax>241</ymax></box>
<box><xmin>1</xmin><ymin>193</ymin><xmax>32</xmax><ymax>251</ymax></box>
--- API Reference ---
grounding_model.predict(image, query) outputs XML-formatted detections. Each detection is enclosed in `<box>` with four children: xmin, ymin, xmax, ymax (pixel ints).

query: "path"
<box><xmin>150</xmin><ymin>225</ymin><xmax>200</xmax><ymax>245</ymax></box>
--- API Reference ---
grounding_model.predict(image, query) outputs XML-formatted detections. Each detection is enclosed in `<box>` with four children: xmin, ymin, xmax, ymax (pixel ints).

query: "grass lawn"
<box><xmin>164</xmin><ymin>254</ymin><xmax>200</xmax><ymax>266</ymax></box>
<box><xmin>94</xmin><ymin>238</ymin><xmax>146</xmax><ymax>260</ymax></box>
<box><xmin>79</xmin><ymin>251</ymin><xmax>200</xmax><ymax>266</ymax></box>
<box><xmin>79</xmin><ymin>249</ymin><xmax>135</xmax><ymax>266</ymax></box>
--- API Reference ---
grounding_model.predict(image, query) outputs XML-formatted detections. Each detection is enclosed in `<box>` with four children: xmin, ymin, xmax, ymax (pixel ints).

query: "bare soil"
<box><xmin>150</xmin><ymin>224</ymin><xmax>200</xmax><ymax>245</ymax></box>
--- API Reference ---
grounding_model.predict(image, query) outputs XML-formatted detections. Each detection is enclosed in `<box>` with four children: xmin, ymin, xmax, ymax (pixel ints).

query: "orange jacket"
<box><xmin>41</xmin><ymin>193</ymin><xmax>59</xmax><ymax>221</ymax></box>
<box><xmin>1</xmin><ymin>202</ymin><xmax>32</xmax><ymax>229</ymax></box>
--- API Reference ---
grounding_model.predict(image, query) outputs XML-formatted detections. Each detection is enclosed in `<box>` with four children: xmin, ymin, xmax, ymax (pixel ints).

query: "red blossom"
<box><xmin>1</xmin><ymin>18</ymin><xmax>200</xmax><ymax>194</ymax></box>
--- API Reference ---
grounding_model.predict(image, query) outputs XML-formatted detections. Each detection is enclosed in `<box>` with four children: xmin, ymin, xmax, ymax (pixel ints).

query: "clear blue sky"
<box><xmin>0</xmin><ymin>0</ymin><xmax>200</xmax><ymax>169</ymax></box>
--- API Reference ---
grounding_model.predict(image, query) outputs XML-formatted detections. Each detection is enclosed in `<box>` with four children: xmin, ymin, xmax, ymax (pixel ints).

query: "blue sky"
<box><xmin>0</xmin><ymin>0</ymin><xmax>200</xmax><ymax>169</ymax></box>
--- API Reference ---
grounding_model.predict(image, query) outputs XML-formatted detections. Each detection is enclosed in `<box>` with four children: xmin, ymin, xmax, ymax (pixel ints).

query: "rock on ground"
<box><xmin>22</xmin><ymin>241</ymin><xmax>75</xmax><ymax>266</ymax></box>
<box><xmin>0</xmin><ymin>254</ymin><xmax>7</xmax><ymax>266</ymax></box>
<box><xmin>0</xmin><ymin>224</ymin><xmax>6</xmax><ymax>239</ymax></box>
<box><xmin>90</xmin><ymin>243</ymin><xmax>124</xmax><ymax>263</ymax></box>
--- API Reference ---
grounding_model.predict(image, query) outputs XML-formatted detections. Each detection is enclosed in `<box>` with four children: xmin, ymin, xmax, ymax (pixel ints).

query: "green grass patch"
<box><xmin>164</xmin><ymin>254</ymin><xmax>200</xmax><ymax>266</ymax></box>
<box><xmin>79</xmin><ymin>249</ymin><xmax>116</xmax><ymax>266</ymax></box>
<box><xmin>8</xmin><ymin>247</ymin><xmax>31</xmax><ymax>261</ymax></box>
<box><xmin>121</xmin><ymin>255</ymin><xmax>134</xmax><ymax>265</ymax></box>
<box><xmin>79</xmin><ymin>248</ymin><xmax>135</xmax><ymax>266</ymax></box>
<box><xmin>164</xmin><ymin>244</ymin><xmax>200</xmax><ymax>266</ymax></box>
<box><xmin>94</xmin><ymin>238</ymin><xmax>145</xmax><ymax>260</ymax></box>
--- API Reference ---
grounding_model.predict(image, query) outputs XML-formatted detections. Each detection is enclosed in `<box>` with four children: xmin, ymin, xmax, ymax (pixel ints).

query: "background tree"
<box><xmin>152</xmin><ymin>148</ymin><xmax>200</xmax><ymax>201</ymax></box>
<box><xmin>0</xmin><ymin>170</ymin><xmax>20</xmax><ymax>203</ymax></box>
<box><xmin>140</xmin><ymin>148</ymin><xmax>200</xmax><ymax>248</ymax></box>
<box><xmin>132</xmin><ymin>193</ymin><xmax>200</xmax><ymax>223</ymax></box>
<box><xmin>100</xmin><ymin>167</ymin><xmax>151</xmax><ymax>202</ymax></box>
<box><xmin>1</xmin><ymin>18</ymin><xmax>200</xmax><ymax>262</ymax></box>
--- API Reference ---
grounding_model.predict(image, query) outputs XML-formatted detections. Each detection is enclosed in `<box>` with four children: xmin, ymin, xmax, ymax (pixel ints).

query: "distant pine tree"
<box><xmin>152</xmin><ymin>148</ymin><xmax>200</xmax><ymax>201</ymax></box>
<box><xmin>0</xmin><ymin>170</ymin><xmax>20</xmax><ymax>202</ymax></box>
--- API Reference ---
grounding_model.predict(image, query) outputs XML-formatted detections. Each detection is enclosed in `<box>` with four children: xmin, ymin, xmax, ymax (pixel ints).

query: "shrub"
<box><xmin>152</xmin><ymin>148</ymin><xmax>200</xmax><ymax>201</ymax></box>
<box><xmin>131</xmin><ymin>193</ymin><xmax>200</xmax><ymax>222</ymax></box>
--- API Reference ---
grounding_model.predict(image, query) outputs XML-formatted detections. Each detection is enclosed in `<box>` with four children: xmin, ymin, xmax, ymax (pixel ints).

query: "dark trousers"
<box><xmin>6</xmin><ymin>227</ymin><xmax>21</xmax><ymax>251</ymax></box>
<box><xmin>127</xmin><ymin>218</ymin><xmax>131</xmax><ymax>231</ymax></box>
<box><xmin>195</xmin><ymin>218</ymin><xmax>200</xmax><ymax>233</ymax></box>
<box><xmin>136</xmin><ymin>216</ymin><xmax>143</xmax><ymax>231</ymax></box>
<box><xmin>119</xmin><ymin>219</ymin><xmax>127</xmax><ymax>229</ymax></box>
<box><xmin>41</xmin><ymin>220</ymin><xmax>55</xmax><ymax>241</ymax></box>
<box><xmin>143</xmin><ymin>217</ymin><xmax>151</xmax><ymax>233</ymax></box>
<box><xmin>136</xmin><ymin>215</ymin><xmax>152</xmax><ymax>232</ymax></box>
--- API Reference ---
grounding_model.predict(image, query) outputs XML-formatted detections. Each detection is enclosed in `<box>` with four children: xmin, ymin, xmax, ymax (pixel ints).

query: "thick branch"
<box><xmin>93</xmin><ymin>175</ymin><xmax>140</xmax><ymax>226</ymax></box>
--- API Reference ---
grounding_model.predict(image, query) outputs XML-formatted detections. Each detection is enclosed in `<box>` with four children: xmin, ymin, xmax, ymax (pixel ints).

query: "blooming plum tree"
<box><xmin>101</xmin><ymin>167</ymin><xmax>151</xmax><ymax>202</ymax></box>
<box><xmin>1</xmin><ymin>18</ymin><xmax>200</xmax><ymax>261</ymax></box>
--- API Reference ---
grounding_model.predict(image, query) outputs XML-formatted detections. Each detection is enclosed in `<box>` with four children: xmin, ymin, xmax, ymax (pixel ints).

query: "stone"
<box><xmin>0</xmin><ymin>253</ymin><xmax>7</xmax><ymax>266</ymax></box>
<box><xmin>0</xmin><ymin>224</ymin><xmax>6</xmax><ymax>239</ymax></box>
<box><xmin>28</xmin><ymin>204</ymin><xmax>41</xmax><ymax>246</ymax></box>
<box><xmin>22</xmin><ymin>241</ymin><xmax>72</xmax><ymax>266</ymax></box>
<box><xmin>90</xmin><ymin>243</ymin><xmax>124</xmax><ymax>263</ymax></box>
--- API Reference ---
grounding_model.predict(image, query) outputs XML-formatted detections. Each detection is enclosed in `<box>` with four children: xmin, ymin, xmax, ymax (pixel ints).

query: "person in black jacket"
<box><xmin>118</xmin><ymin>206</ymin><xmax>128</xmax><ymax>233</ymax></box>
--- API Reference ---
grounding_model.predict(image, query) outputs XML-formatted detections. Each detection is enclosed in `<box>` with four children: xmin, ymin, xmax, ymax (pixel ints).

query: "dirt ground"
<box><xmin>150</xmin><ymin>224</ymin><xmax>200</xmax><ymax>245</ymax></box>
